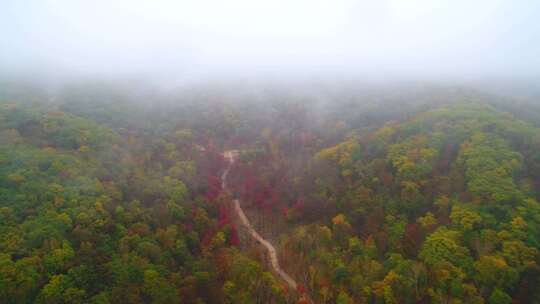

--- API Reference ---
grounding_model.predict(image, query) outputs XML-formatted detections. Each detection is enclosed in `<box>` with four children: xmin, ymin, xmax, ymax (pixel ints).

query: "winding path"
<box><xmin>221</xmin><ymin>150</ymin><xmax>312</xmax><ymax>302</ymax></box>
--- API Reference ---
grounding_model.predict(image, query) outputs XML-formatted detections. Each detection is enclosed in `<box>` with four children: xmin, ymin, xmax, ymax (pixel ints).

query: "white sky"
<box><xmin>1</xmin><ymin>0</ymin><xmax>540</xmax><ymax>80</ymax></box>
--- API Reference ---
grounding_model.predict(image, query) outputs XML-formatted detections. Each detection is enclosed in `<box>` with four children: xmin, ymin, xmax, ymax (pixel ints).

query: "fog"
<box><xmin>1</xmin><ymin>0</ymin><xmax>540</xmax><ymax>83</ymax></box>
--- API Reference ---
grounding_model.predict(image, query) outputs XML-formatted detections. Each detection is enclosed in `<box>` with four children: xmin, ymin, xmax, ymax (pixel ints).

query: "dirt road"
<box><xmin>221</xmin><ymin>150</ymin><xmax>302</xmax><ymax>292</ymax></box>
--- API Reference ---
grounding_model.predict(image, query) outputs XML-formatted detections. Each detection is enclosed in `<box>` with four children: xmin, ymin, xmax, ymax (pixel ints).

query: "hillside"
<box><xmin>1</xmin><ymin>88</ymin><xmax>540</xmax><ymax>303</ymax></box>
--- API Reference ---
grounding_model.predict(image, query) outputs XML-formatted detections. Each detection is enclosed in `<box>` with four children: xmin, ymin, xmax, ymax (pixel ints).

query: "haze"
<box><xmin>1</xmin><ymin>0</ymin><xmax>540</xmax><ymax>82</ymax></box>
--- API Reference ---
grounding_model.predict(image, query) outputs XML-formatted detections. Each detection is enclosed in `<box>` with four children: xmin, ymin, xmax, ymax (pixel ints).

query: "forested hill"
<box><xmin>0</xmin><ymin>102</ymin><xmax>278</xmax><ymax>303</ymax></box>
<box><xmin>1</xmin><ymin>87</ymin><xmax>540</xmax><ymax>303</ymax></box>
<box><xmin>288</xmin><ymin>102</ymin><xmax>540</xmax><ymax>303</ymax></box>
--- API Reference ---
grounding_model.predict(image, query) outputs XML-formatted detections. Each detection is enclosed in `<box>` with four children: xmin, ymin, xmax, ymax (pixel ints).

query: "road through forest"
<box><xmin>221</xmin><ymin>150</ymin><xmax>312</xmax><ymax>302</ymax></box>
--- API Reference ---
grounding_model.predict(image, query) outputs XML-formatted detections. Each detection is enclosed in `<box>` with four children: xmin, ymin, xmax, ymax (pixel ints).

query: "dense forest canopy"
<box><xmin>1</xmin><ymin>81</ymin><xmax>540</xmax><ymax>304</ymax></box>
<box><xmin>2</xmin><ymin>0</ymin><xmax>540</xmax><ymax>302</ymax></box>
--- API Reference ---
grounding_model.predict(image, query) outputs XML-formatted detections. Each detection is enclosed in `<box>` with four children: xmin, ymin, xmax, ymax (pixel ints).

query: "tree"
<box><xmin>458</xmin><ymin>132</ymin><xmax>522</xmax><ymax>204</ymax></box>
<box><xmin>450</xmin><ymin>204</ymin><xmax>481</xmax><ymax>231</ymax></box>
<box><xmin>474</xmin><ymin>255</ymin><xmax>518</xmax><ymax>290</ymax></box>
<box><xmin>143</xmin><ymin>269</ymin><xmax>179</xmax><ymax>304</ymax></box>
<box><xmin>44</xmin><ymin>241</ymin><xmax>75</xmax><ymax>274</ymax></box>
<box><xmin>489</xmin><ymin>288</ymin><xmax>512</xmax><ymax>304</ymax></box>
<box><xmin>36</xmin><ymin>274</ymin><xmax>86</xmax><ymax>304</ymax></box>
<box><xmin>336</xmin><ymin>290</ymin><xmax>353</xmax><ymax>304</ymax></box>
<box><xmin>419</xmin><ymin>228</ymin><xmax>472</xmax><ymax>270</ymax></box>
<box><xmin>0</xmin><ymin>254</ymin><xmax>41</xmax><ymax>303</ymax></box>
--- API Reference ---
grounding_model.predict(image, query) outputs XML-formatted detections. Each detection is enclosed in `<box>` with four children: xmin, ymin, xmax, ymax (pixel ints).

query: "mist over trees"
<box><xmin>1</xmin><ymin>79</ymin><xmax>540</xmax><ymax>303</ymax></box>
<box><xmin>2</xmin><ymin>0</ymin><xmax>540</xmax><ymax>303</ymax></box>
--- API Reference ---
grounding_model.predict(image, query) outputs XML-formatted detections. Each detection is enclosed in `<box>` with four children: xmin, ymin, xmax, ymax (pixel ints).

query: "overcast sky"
<box><xmin>1</xmin><ymin>0</ymin><xmax>540</xmax><ymax>81</ymax></box>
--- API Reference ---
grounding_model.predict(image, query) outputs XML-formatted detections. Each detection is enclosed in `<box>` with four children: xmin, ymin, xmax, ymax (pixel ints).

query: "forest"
<box><xmin>1</xmin><ymin>81</ymin><xmax>540</xmax><ymax>304</ymax></box>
